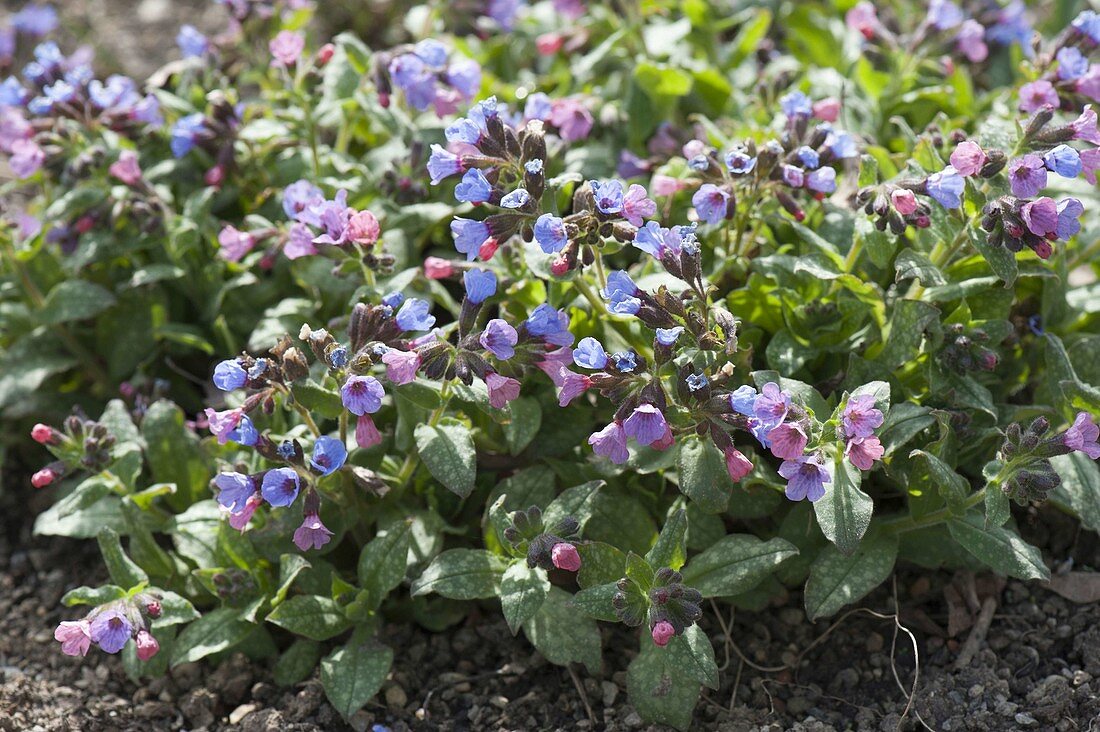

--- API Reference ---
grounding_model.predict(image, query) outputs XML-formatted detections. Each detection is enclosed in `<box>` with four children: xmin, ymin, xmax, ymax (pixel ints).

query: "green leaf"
<box><xmin>947</xmin><ymin>513</ymin><xmax>1049</xmax><ymax>580</ymax></box>
<box><xmin>62</xmin><ymin>585</ymin><xmax>126</xmax><ymax>607</ymax></box>
<box><xmin>909</xmin><ymin>449</ymin><xmax>969</xmax><ymax>507</ymax></box>
<box><xmin>142</xmin><ymin>400</ymin><xmax>210</xmax><ymax>509</ymax></box>
<box><xmin>668</xmin><ymin>625</ymin><xmax>718</xmax><ymax>690</ymax></box>
<box><xmin>273</xmin><ymin>554</ymin><xmax>311</xmax><ymax>608</ymax></box>
<box><xmin>804</xmin><ymin>533</ymin><xmax>898</xmax><ymax>620</ymax></box>
<box><xmin>878</xmin><ymin>300</ymin><xmax>940</xmax><ymax>370</ymax></box>
<box><xmin>676</xmin><ymin>436</ymin><xmax>731</xmax><ymax>513</ymax></box>
<box><xmin>634</xmin><ymin>62</ymin><xmax>694</xmax><ymax>98</ymax></box>
<box><xmin>627</xmin><ymin>637</ymin><xmax>700</xmax><ymax>731</ymax></box>
<box><xmin>500</xmin><ymin>561</ymin><xmax>550</xmax><ymax>634</ymax></box>
<box><xmin>393</xmin><ymin>380</ymin><xmax>443</xmax><ymax>410</ymax></box>
<box><xmin>543</xmin><ymin>480</ymin><xmax>603</xmax><ymax>532</ymax></box>
<box><xmin>357</xmin><ymin>521</ymin><xmax>412</xmax><ymax>609</ymax></box>
<box><xmin>894</xmin><ymin>250</ymin><xmax>946</xmax><ymax>287</ymax></box>
<box><xmin>97</xmin><ymin>528</ymin><xmax>148</xmax><ymax>588</ymax></box>
<box><xmin>646</xmin><ymin>509</ymin><xmax>688</xmax><ymax>570</ymax></box>
<box><xmin>503</xmin><ymin>397</ymin><xmax>542</xmax><ymax>454</ymax></box>
<box><xmin>152</xmin><ymin>591</ymin><xmax>199</xmax><ymax>628</ymax></box>
<box><xmin>292</xmin><ymin>380</ymin><xmax>344</xmax><ymax>419</ymax></box>
<box><xmin>410</xmin><ymin>549</ymin><xmax>507</xmax><ymax>599</ymax></box>
<box><xmin>522</xmin><ymin>587</ymin><xmax>601</xmax><ymax>673</ymax></box>
<box><xmin>274</xmin><ymin>639</ymin><xmax>323</xmax><ymax>686</ymax></box>
<box><xmin>572</xmin><ymin>582</ymin><xmax>620</xmax><ymax>622</ymax></box>
<box><xmin>576</xmin><ymin>542</ymin><xmax>627</xmax><ymax>588</ymax></box>
<box><xmin>969</xmin><ymin>227</ymin><xmax>1017</xmax><ymax>286</ymax></box>
<box><xmin>1051</xmin><ymin>452</ymin><xmax>1100</xmax><ymax>533</ymax></box>
<box><xmin>171</xmin><ymin>608</ymin><xmax>253</xmax><ymax>666</ymax></box>
<box><xmin>414</xmin><ymin>418</ymin><xmax>476</xmax><ymax>498</ymax></box>
<box><xmin>266</xmin><ymin>595</ymin><xmax>351</xmax><ymax>641</ymax></box>
<box><xmin>681</xmin><ymin>535</ymin><xmax>798</xmax><ymax>598</ymax></box>
<box><xmin>814</xmin><ymin>456</ymin><xmax>873</xmax><ymax>555</ymax></box>
<box><xmin>34</xmin><ymin>495</ymin><xmax>126</xmax><ymax>538</ymax></box>
<box><xmin>39</xmin><ymin>280</ymin><xmax>116</xmax><ymax>324</ymax></box>
<box><xmin>320</xmin><ymin>634</ymin><xmax>393</xmax><ymax>720</ymax></box>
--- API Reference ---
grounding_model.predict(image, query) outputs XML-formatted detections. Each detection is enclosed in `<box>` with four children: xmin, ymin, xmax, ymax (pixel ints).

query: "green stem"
<box><xmin>573</xmin><ymin>277</ymin><xmax>607</xmax><ymax>314</ymax></box>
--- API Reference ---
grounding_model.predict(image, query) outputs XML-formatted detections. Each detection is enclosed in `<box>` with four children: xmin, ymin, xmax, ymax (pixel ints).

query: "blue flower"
<box><xmin>601</xmin><ymin>270</ymin><xmax>641</xmax><ymax>316</ymax></box>
<box><xmin>0</xmin><ymin>77</ymin><xmax>27</xmax><ymax>107</ymax></box>
<box><xmin>655</xmin><ymin>327</ymin><xmax>683</xmax><ymax>346</ymax></box>
<box><xmin>729</xmin><ymin>385</ymin><xmax>758</xmax><ymax>416</ymax></box>
<box><xmin>446</xmin><ymin>57</ymin><xmax>482</xmax><ymax>99</ymax></box>
<box><xmin>277</xmin><ymin>440</ymin><xmax>297</xmax><ymax>460</ymax></box>
<box><xmin>611</xmin><ymin>351</ymin><xmax>638</xmax><ymax>373</ymax></box>
<box><xmin>927</xmin><ymin>0</ymin><xmax>964</xmax><ymax>30</ymax></box>
<box><xmin>925</xmin><ymin>166</ymin><xmax>965</xmax><ymax>208</ymax></box>
<box><xmin>534</xmin><ymin>213</ymin><xmax>568</xmax><ymax>254</ymax></box>
<box><xmin>395</xmin><ymin>298</ymin><xmax>436</xmax><ymax>332</ymax></box>
<box><xmin>500</xmin><ymin>188</ymin><xmax>530</xmax><ymax>209</ymax></box>
<box><xmin>12</xmin><ymin>4</ymin><xmax>58</xmax><ymax>36</ymax></box>
<box><xmin>463</xmin><ymin>269</ymin><xmax>497</xmax><ymax>304</ymax></box>
<box><xmin>329</xmin><ymin>346</ymin><xmax>348</xmax><ymax>368</ymax></box>
<box><xmin>686</xmin><ymin>373</ymin><xmax>709</xmax><ymax>392</ymax></box>
<box><xmin>1072</xmin><ymin>10</ymin><xmax>1100</xmax><ymax>44</ymax></box>
<box><xmin>455</xmin><ymin>169</ymin><xmax>493</xmax><ymax>204</ymax></box>
<box><xmin>311</xmin><ymin>436</ymin><xmax>347</xmax><ymax>476</ymax></box>
<box><xmin>573</xmin><ymin>337</ymin><xmax>608</xmax><ymax>370</ymax></box>
<box><xmin>214</xmin><ymin>472</ymin><xmax>255</xmax><ymax>512</ymax></box>
<box><xmin>446</xmin><ymin>117</ymin><xmax>482</xmax><ymax>145</ymax></box>
<box><xmin>177</xmin><ymin>25</ymin><xmax>209</xmax><ymax>58</ymax></box>
<box><xmin>1056</xmin><ymin>47</ymin><xmax>1090</xmax><ymax>80</ymax></box>
<box><xmin>524</xmin><ymin>92</ymin><xmax>552</xmax><ymax>121</ymax></box>
<box><xmin>986</xmin><ymin>1</ymin><xmax>1034</xmax><ymax>55</ymax></box>
<box><xmin>261</xmin><ymin>468</ymin><xmax>301</xmax><ymax>507</ymax></box>
<box><xmin>427</xmin><ymin>144</ymin><xmax>465</xmax><ymax>185</ymax></box>
<box><xmin>213</xmin><ymin>360</ymin><xmax>247</xmax><ymax>391</ymax></box>
<box><xmin>341</xmin><ymin>375</ymin><xmax>385</xmax><ymax>415</ymax></box>
<box><xmin>381</xmin><ymin>292</ymin><xmax>406</xmax><ymax>309</ymax></box>
<box><xmin>778</xmin><ymin>453</ymin><xmax>831</xmax><ymax>502</ymax></box>
<box><xmin>826</xmin><ymin>131</ymin><xmax>858</xmax><ymax>159</ymax></box>
<box><xmin>795</xmin><ymin>146</ymin><xmax>820</xmax><ymax>169</ymax></box>
<box><xmin>1043</xmin><ymin>145</ymin><xmax>1082</xmax><ymax>178</ymax></box>
<box><xmin>688</xmin><ymin>154</ymin><xmax>710</xmax><ymax>171</ymax></box>
<box><xmin>170</xmin><ymin>113</ymin><xmax>206</xmax><ymax>158</ymax></box>
<box><xmin>414</xmin><ymin>39</ymin><xmax>449</xmax><ymax>67</ymax></box>
<box><xmin>780</xmin><ymin>90</ymin><xmax>812</xmax><ymax>118</ymax></box>
<box><xmin>450</xmin><ymin>217</ymin><xmax>490</xmax><ymax>261</ymax></box>
<box><xmin>525</xmin><ymin>304</ymin><xmax>574</xmax><ymax>346</ymax></box>
<box><xmin>692</xmin><ymin>184</ymin><xmax>730</xmax><ymax>225</ymax></box>
<box><xmin>725</xmin><ymin>150</ymin><xmax>757</xmax><ymax>175</ymax></box>
<box><xmin>227</xmin><ymin>416</ymin><xmax>259</xmax><ymax>446</ymax></box>
<box><xmin>525</xmin><ymin>159</ymin><xmax>544</xmax><ymax>175</ymax></box>
<box><xmin>806</xmin><ymin>167</ymin><xmax>837</xmax><ymax>194</ymax></box>
<box><xmin>591</xmin><ymin>180</ymin><xmax>625</xmax><ymax>215</ymax></box>
<box><xmin>480</xmin><ymin>319</ymin><xmax>518</xmax><ymax>360</ymax></box>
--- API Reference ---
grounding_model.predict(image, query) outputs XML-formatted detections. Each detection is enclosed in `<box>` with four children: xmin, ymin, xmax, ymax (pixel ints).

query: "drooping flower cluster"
<box><xmin>503</xmin><ymin>506</ymin><xmax>582</xmax><ymax>573</ymax></box>
<box><xmin>374</xmin><ymin>39</ymin><xmax>482</xmax><ymax>115</ymax></box>
<box><xmin>612</xmin><ymin>567</ymin><xmax>703</xmax><ymax>647</ymax></box>
<box><xmin>27</xmin><ymin>415</ymin><xmax>118</xmax><ymax>489</ymax></box>
<box><xmin>54</xmin><ymin>594</ymin><xmax>162</xmax><ymax>660</ymax></box>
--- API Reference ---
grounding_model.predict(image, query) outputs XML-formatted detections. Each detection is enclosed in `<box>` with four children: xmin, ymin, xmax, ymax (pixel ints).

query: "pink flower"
<box><xmin>108</xmin><ymin>150</ymin><xmax>143</xmax><ymax>185</ymax></box>
<box><xmin>10</xmin><ymin>138</ymin><xmax>45</xmax><ymax>178</ymax></box>
<box><xmin>1081</xmin><ymin>148</ymin><xmax>1100</xmax><ymax>185</ymax></box>
<box><xmin>1070</xmin><ymin>105</ymin><xmax>1100</xmax><ymax>145</ymax></box>
<box><xmin>54</xmin><ymin>620</ymin><xmax>92</xmax><ymax>657</ymax></box>
<box><xmin>31</xmin><ymin>423</ymin><xmax>57</xmax><ymax>444</ymax></box>
<box><xmin>846</xmin><ymin>436</ymin><xmax>884</xmax><ymax>470</ymax></box>
<box><xmin>949</xmin><ymin>141</ymin><xmax>986</xmax><ymax>177</ymax></box>
<box><xmin>651</xmin><ymin>620</ymin><xmax>675</xmax><ymax>647</ymax></box>
<box><xmin>485</xmin><ymin>372</ymin><xmax>521</xmax><ymax>408</ymax></box>
<box><xmin>204</xmin><ymin>407</ymin><xmax>242</xmax><ymax>444</ymax></box>
<box><xmin>538</xmin><ymin>348</ymin><xmax>574</xmax><ymax>386</ymax></box>
<box><xmin>767</xmin><ymin>422</ymin><xmax>807</xmax><ymax>461</ymax></box>
<box><xmin>0</xmin><ymin>108</ymin><xmax>32</xmax><ymax>153</ymax></box>
<box><xmin>218</xmin><ymin>225</ymin><xmax>255</xmax><ymax>262</ymax></box>
<box><xmin>269</xmin><ymin>30</ymin><xmax>305</xmax><ymax>66</ymax></box>
<box><xmin>1078</xmin><ymin>66</ymin><xmax>1100</xmax><ymax>103</ymax></box>
<box><xmin>228</xmin><ymin>494</ymin><xmax>263</xmax><ymax>532</ymax></box>
<box><xmin>557</xmin><ymin>369</ymin><xmax>591</xmax><ymax>407</ymax></box>
<box><xmin>355</xmin><ymin>414</ymin><xmax>382</xmax><ymax>449</ymax></box>
<box><xmin>621</xmin><ymin>184</ymin><xmax>656</xmax><ymax>226</ymax></box>
<box><xmin>724</xmin><ymin>447</ymin><xmax>753</xmax><ymax>481</ymax></box>
<box><xmin>846</xmin><ymin>2</ymin><xmax>879</xmax><ymax>39</ymax></box>
<box><xmin>1064</xmin><ymin>412</ymin><xmax>1100</xmax><ymax>459</ymax></box>
<box><xmin>381</xmin><ymin>349</ymin><xmax>421</xmax><ymax>385</ymax></box>
<box><xmin>955</xmin><ymin>19</ymin><xmax>988</xmax><ymax>63</ymax></box>
<box><xmin>135</xmin><ymin>630</ymin><xmax>159</xmax><ymax>661</ymax></box>
<box><xmin>31</xmin><ymin>467</ymin><xmax>57</xmax><ymax>488</ymax></box>
<box><xmin>841</xmin><ymin>394</ymin><xmax>884</xmax><ymax>439</ymax></box>
<box><xmin>1018</xmin><ymin>80</ymin><xmax>1058</xmax><ymax>113</ymax></box>
<box><xmin>293</xmin><ymin>512</ymin><xmax>334</xmax><ymax>551</ymax></box>
<box><xmin>348</xmin><ymin>210</ymin><xmax>380</xmax><ymax>245</ymax></box>
<box><xmin>549</xmin><ymin>98</ymin><xmax>594</xmax><ymax>142</ymax></box>
<box><xmin>891</xmin><ymin>189</ymin><xmax>918</xmax><ymax>215</ymax></box>
<box><xmin>812</xmin><ymin>97</ymin><xmax>840</xmax><ymax>122</ymax></box>
<box><xmin>651</xmin><ymin>175</ymin><xmax>687</xmax><ymax>197</ymax></box>
<box><xmin>551</xmin><ymin>543</ymin><xmax>581</xmax><ymax>572</ymax></box>
<box><xmin>285</xmin><ymin>222</ymin><xmax>318</xmax><ymax>259</ymax></box>
<box><xmin>589</xmin><ymin>421</ymin><xmax>628</xmax><ymax>464</ymax></box>
<box><xmin>424</xmin><ymin>256</ymin><xmax>454</xmax><ymax>279</ymax></box>
<box><xmin>536</xmin><ymin>32</ymin><xmax>564</xmax><ymax>56</ymax></box>
<box><xmin>1021</xmin><ymin>197</ymin><xmax>1059</xmax><ymax>237</ymax></box>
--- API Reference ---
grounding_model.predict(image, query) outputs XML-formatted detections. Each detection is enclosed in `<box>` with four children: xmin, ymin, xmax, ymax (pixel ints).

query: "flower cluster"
<box><xmin>612</xmin><ymin>567</ymin><xmax>703</xmax><ymax>647</ymax></box>
<box><xmin>503</xmin><ymin>506</ymin><xmax>582</xmax><ymax>572</ymax></box>
<box><xmin>28</xmin><ymin>414</ymin><xmax>118</xmax><ymax>489</ymax></box>
<box><xmin>54</xmin><ymin>594</ymin><xmax>162</xmax><ymax>660</ymax></box>
<box><xmin>375</xmin><ymin>40</ymin><xmax>481</xmax><ymax>115</ymax></box>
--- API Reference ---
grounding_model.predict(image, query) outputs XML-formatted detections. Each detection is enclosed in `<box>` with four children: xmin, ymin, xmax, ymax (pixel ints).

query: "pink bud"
<box><xmin>724</xmin><ymin>447</ymin><xmax>753</xmax><ymax>482</ymax></box>
<box><xmin>478</xmin><ymin>238</ymin><xmax>500</xmax><ymax>261</ymax></box>
<box><xmin>949</xmin><ymin>140</ymin><xmax>987</xmax><ymax>177</ymax></box>
<box><xmin>651</xmin><ymin>620</ymin><xmax>675</xmax><ymax>647</ymax></box>
<box><xmin>31</xmin><ymin>467</ymin><xmax>57</xmax><ymax>488</ymax></box>
<box><xmin>812</xmin><ymin>97</ymin><xmax>841</xmax><ymax>122</ymax></box>
<box><xmin>75</xmin><ymin>215</ymin><xmax>95</xmax><ymax>234</ymax></box>
<box><xmin>379</xmin><ymin>92</ymin><xmax>391</xmax><ymax>108</ymax></box>
<box><xmin>551</xmin><ymin>543</ymin><xmax>581</xmax><ymax>572</ymax></box>
<box><xmin>424</xmin><ymin>256</ymin><xmax>454</xmax><ymax>279</ymax></box>
<box><xmin>316</xmin><ymin>43</ymin><xmax>335</xmax><ymax>66</ymax></box>
<box><xmin>135</xmin><ymin>630</ymin><xmax>159</xmax><ymax>661</ymax></box>
<box><xmin>536</xmin><ymin>32</ymin><xmax>564</xmax><ymax>56</ymax></box>
<box><xmin>348</xmin><ymin>210</ymin><xmax>380</xmax><ymax>245</ymax></box>
<box><xmin>108</xmin><ymin>150</ymin><xmax>143</xmax><ymax>185</ymax></box>
<box><xmin>891</xmin><ymin>189</ymin><xmax>918</xmax><ymax>215</ymax></box>
<box><xmin>550</xmin><ymin>256</ymin><xmax>570</xmax><ymax>276</ymax></box>
<box><xmin>651</xmin><ymin>175</ymin><xmax>687</xmax><ymax>197</ymax></box>
<box><xmin>31</xmin><ymin>423</ymin><xmax>56</xmax><ymax>444</ymax></box>
<box><xmin>144</xmin><ymin>599</ymin><xmax>162</xmax><ymax>618</ymax></box>
<box><xmin>355</xmin><ymin>414</ymin><xmax>382</xmax><ymax>449</ymax></box>
<box><xmin>204</xmin><ymin>164</ymin><xmax>225</xmax><ymax>188</ymax></box>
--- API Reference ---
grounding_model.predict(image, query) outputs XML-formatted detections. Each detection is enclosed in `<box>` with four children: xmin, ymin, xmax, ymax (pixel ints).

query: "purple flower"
<box><xmin>356</xmin><ymin>414</ymin><xmax>382</xmax><ymax>448</ymax></box>
<box><xmin>1056</xmin><ymin>47</ymin><xmax>1089</xmax><ymax>81</ymax></box>
<box><xmin>293</xmin><ymin>512</ymin><xmax>334</xmax><ymax>551</ymax></box>
<box><xmin>592</xmin><ymin>180</ymin><xmax>625</xmax><ymax>215</ymax></box>
<box><xmin>1007</xmin><ymin>154</ymin><xmax>1047</xmax><ymax>198</ymax></box>
<box><xmin>270</xmin><ymin>30</ymin><xmax>305</xmax><ymax>66</ymax></box>
<box><xmin>782</xmin><ymin>165</ymin><xmax>805</xmax><ymax>188</ymax></box>
<box><xmin>1056</xmin><ymin>198</ymin><xmax>1084</xmax><ymax>240</ymax></box>
<box><xmin>1018</xmin><ymin>80</ymin><xmax>1058</xmax><ymax>113</ymax></box>
<box><xmin>767</xmin><ymin>422</ymin><xmax>807</xmax><ymax>460</ymax></box>
<box><xmin>1043</xmin><ymin>145</ymin><xmax>1082</xmax><ymax>178</ymax></box>
<box><xmin>396</xmin><ymin>298</ymin><xmax>436</xmax><ymax>332</ymax></box>
<box><xmin>218</xmin><ymin>225</ymin><xmax>255</xmax><ymax>262</ymax></box>
<box><xmin>557</xmin><ymin>370</ymin><xmax>591</xmax><ymax>406</ymax></box>
<box><xmin>588</xmin><ymin>421</ymin><xmax>628</xmax><ymax>464</ymax></box>
<box><xmin>177</xmin><ymin>25</ymin><xmax>209</xmax><ymax>58</ymax></box>
<box><xmin>925</xmin><ymin>166</ymin><xmax>964</xmax><ymax>208</ymax></box>
<box><xmin>534</xmin><ymin>213</ymin><xmax>568</xmax><ymax>254</ymax></box>
<box><xmin>446</xmin><ymin>57</ymin><xmax>482</xmax><ymax>100</ymax></box>
<box><xmin>389</xmin><ymin>53</ymin><xmax>435</xmax><ymax>110</ymax></box>
<box><xmin>486</xmin><ymin>372</ymin><xmax>521</xmax><ymax>408</ymax></box>
<box><xmin>806</xmin><ymin>167</ymin><xmax>837</xmax><ymax>194</ymax></box>
<box><xmin>725</xmin><ymin>149</ymin><xmax>756</xmax><ymax>175</ymax></box>
<box><xmin>463</xmin><ymin>268</ymin><xmax>497</xmax><ymax>303</ymax></box>
<box><xmin>261</xmin><ymin>468</ymin><xmax>301</xmax><ymax>507</ymax></box>
<box><xmin>1078</xmin><ymin>67</ymin><xmax>1100</xmax><ymax>103</ymax></box>
<box><xmin>1064</xmin><ymin>412</ymin><xmax>1100</xmax><ymax>459</ymax></box>
<box><xmin>286</xmin><ymin>223</ymin><xmax>317</xmax><ymax>259</ymax></box>
<box><xmin>623</xmin><ymin>404</ymin><xmax>667</xmax><ymax>446</ymax></box>
<box><xmin>89</xmin><ymin>608</ymin><xmax>132</xmax><ymax>654</ymax></box>
<box><xmin>13</xmin><ymin>4</ymin><xmax>58</xmax><ymax>36</ymax></box>
<box><xmin>846</xmin><ymin>436</ymin><xmax>884</xmax><ymax>470</ymax></box>
<box><xmin>283</xmin><ymin>180</ymin><xmax>324</xmax><ymax>221</ymax></box>
<box><xmin>1021</xmin><ymin>196</ymin><xmax>1058</xmax><ymax>237</ymax></box>
<box><xmin>525</xmin><ymin>304</ymin><xmax>574</xmax><ymax>346</ymax></box>
<box><xmin>9</xmin><ymin>139</ymin><xmax>44</xmax><ymax>179</ymax></box>
<box><xmin>214</xmin><ymin>472</ymin><xmax>256</xmax><ymax>513</ymax></box>
<box><xmin>204</xmin><ymin>408</ymin><xmax>242</xmax><ymax>444</ymax></box>
<box><xmin>170</xmin><ymin>113</ymin><xmax>206</xmax><ymax>158</ymax></box>
<box><xmin>841</xmin><ymin>394</ymin><xmax>884</xmax><ymax>439</ymax></box>
<box><xmin>54</xmin><ymin>620</ymin><xmax>91</xmax><ymax>657</ymax></box>
<box><xmin>1070</xmin><ymin>106</ymin><xmax>1100</xmax><ymax>145</ymax></box>
<box><xmin>601</xmin><ymin>270</ymin><xmax>641</xmax><ymax>315</ymax></box>
<box><xmin>651</xmin><ymin>620</ymin><xmax>675</xmax><ymax>647</ymax></box>
<box><xmin>310</xmin><ymin>436</ymin><xmax>347</xmax><ymax>476</ymax></box>
<box><xmin>381</xmin><ymin>349</ymin><xmax>420</xmax><ymax>385</ymax></box>
<box><xmin>572</xmin><ymin>337</ymin><xmax>607</xmax><ymax>370</ymax></box>
<box><xmin>655</xmin><ymin>327</ymin><xmax>683</xmax><ymax>347</ymax></box>
<box><xmin>227</xmin><ymin>416</ymin><xmax>258</xmax><ymax>447</ymax></box>
<box><xmin>780</xmin><ymin>90</ymin><xmax>812</xmax><ymax>118</ymax></box>
<box><xmin>548</xmin><ymin>97</ymin><xmax>593</xmax><ymax>141</ymax></box>
<box><xmin>778</xmin><ymin>453</ymin><xmax>831</xmax><ymax>502</ymax></box>
<box><xmin>927</xmin><ymin>0</ymin><xmax>963</xmax><ymax>30</ymax></box>
<box><xmin>524</xmin><ymin>92</ymin><xmax>552</xmax><ymax>121</ymax></box>
<box><xmin>454</xmin><ymin>168</ymin><xmax>492</xmax><ymax>204</ymax></box>
<box><xmin>480</xmin><ymin>318</ymin><xmax>518</xmax><ymax>360</ymax></box>
<box><xmin>753</xmin><ymin>382</ymin><xmax>790</xmax><ymax>428</ymax></box>
<box><xmin>950</xmin><ymin>141</ymin><xmax>986</xmax><ymax>177</ymax></box>
<box><xmin>1083</xmin><ymin>148</ymin><xmax>1100</xmax><ymax>185</ymax></box>
<box><xmin>725</xmin><ymin>447</ymin><xmax>753</xmax><ymax>481</ymax></box>
<box><xmin>632</xmin><ymin>220</ymin><xmax>684</xmax><ymax>258</ymax></box>
<box><xmin>427</xmin><ymin>144</ymin><xmax>465</xmax><ymax>184</ymax></box>
<box><xmin>450</xmin><ymin>217</ymin><xmax>490</xmax><ymax>261</ymax></box>
<box><xmin>692</xmin><ymin>184</ymin><xmax>730</xmax><ymax>225</ymax></box>
<box><xmin>621</xmin><ymin>184</ymin><xmax>656</xmax><ymax>226</ymax></box>
<box><xmin>955</xmin><ymin>20</ymin><xmax>988</xmax><ymax>62</ymax></box>
<box><xmin>342</xmin><ymin>375</ymin><xmax>385</xmax><ymax>415</ymax></box>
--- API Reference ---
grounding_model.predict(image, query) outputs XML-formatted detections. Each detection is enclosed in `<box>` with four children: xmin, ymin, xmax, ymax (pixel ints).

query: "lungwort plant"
<box><xmin>7</xmin><ymin>0</ymin><xmax>1100</xmax><ymax>728</ymax></box>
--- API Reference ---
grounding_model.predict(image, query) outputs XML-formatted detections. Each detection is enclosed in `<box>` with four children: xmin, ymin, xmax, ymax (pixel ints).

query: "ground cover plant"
<box><xmin>4</xmin><ymin>0</ymin><xmax>1100</xmax><ymax>727</ymax></box>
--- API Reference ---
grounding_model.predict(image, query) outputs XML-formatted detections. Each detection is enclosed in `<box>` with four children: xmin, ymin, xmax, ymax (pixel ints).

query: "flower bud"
<box><xmin>651</xmin><ymin>620</ymin><xmax>675</xmax><ymax>647</ymax></box>
<box><xmin>551</xmin><ymin>543</ymin><xmax>581</xmax><ymax>572</ymax></box>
